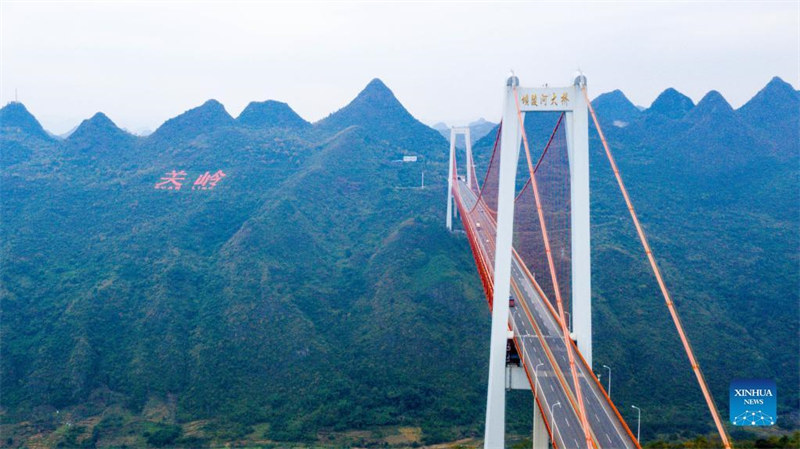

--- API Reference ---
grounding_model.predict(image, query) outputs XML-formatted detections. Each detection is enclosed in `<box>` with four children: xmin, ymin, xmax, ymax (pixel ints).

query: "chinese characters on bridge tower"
<box><xmin>154</xmin><ymin>170</ymin><xmax>226</xmax><ymax>191</ymax></box>
<box><xmin>520</xmin><ymin>91</ymin><xmax>570</xmax><ymax>107</ymax></box>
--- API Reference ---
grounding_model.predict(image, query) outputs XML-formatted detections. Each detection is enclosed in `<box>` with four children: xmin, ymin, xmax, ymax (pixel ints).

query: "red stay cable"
<box><xmin>469</xmin><ymin>123</ymin><xmax>503</xmax><ymax>215</ymax></box>
<box><xmin>582</xmin><ymin>87</ymin><xmax>732</xmax><ymax>449</ymax></box>
<box><xmin>513</xmin><ymin>88</ymin><xmax>596</xmax><ymax>449</ymax></box>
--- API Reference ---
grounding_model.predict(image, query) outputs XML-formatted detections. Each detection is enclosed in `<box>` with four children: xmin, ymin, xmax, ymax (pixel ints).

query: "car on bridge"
<box><xmin>506</xmin><ymin>339</ymin><xmax>521</xmax><ymax>366</ymax></box>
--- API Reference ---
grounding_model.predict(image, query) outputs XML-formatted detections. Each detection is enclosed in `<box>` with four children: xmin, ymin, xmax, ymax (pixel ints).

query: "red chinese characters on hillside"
<box><xmin>154</xmin><ymin>170</ymin><xmax>187</xmax><ymax>190</ymax></box>
<box><xmin>192</xmin><ymin>170</ymin><xmax>226</xmax><ymax>190</ymax></box>
<box><xmin>154</xmin><ymin>170</ymin><xmax>226</xmax><ymax>191</ymax></box>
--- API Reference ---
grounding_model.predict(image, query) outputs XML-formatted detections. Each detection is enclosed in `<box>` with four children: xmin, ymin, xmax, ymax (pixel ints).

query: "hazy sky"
<box><xmin>1</xmin><ymin>1</ymin><xmax>798</xmax><ymax>134</ymax></box>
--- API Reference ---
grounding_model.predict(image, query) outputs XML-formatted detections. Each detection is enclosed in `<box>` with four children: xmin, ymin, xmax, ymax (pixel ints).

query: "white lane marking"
<box><xmin>514</xmin><ymin>340</ymin><xmax>578</xmax><ymax>444</ymax></box>
<box><xmin>581</xmin><ymin>361</ymin><xmax>632</xmax><ymax>446</ymax></box>
<box><xmin>512</xmin><ymin>260</ymin><xmax>628</xmax><ymax>448</ymax></box>
<box><xmin>516</xmin><ymin>336</ymin><xmax>567</xmax><ymax>449</ymax></box>
<box><xmin>606</xmin><ymin>434</ymin><xmax>613</xmax><ymax>444</ymax></box>
<box><xmin>471</xmin><ymin>196</ymin><xmax>618</xmax><ymax>448</ymax></box>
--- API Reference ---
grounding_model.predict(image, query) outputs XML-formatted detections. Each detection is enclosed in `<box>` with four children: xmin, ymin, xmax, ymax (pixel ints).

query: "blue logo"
<box><xmin>730</xmin><ymin>379</ymin><xmax>776</xmax><ymax>426</ymax></box>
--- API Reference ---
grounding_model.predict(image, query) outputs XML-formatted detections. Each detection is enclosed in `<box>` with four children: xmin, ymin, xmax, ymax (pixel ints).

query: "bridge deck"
<box><xmin>454</xmin><ymin>180</ymin><xmax>639</xmax><ymax>449</ymax></box>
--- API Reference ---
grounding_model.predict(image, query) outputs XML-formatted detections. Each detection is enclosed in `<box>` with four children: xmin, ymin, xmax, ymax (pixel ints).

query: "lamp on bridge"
<box><xmin>602</xmin><ymin>364</ymin><xmax>612</xmax><ymax>398</ymax></box>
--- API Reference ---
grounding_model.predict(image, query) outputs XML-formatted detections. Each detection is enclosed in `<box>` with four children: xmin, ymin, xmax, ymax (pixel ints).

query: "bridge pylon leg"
<box><xmin>565</xmin><ymin>74</ymin><xmax>592</xmax><ymax>368</ymax></box>
<box><xmin>448</xmin><ymin>126</ymin><xmax>475</xmax><ymax>231</ymax></box>
<box><xmin>532</xmin><ymin>402</ymin><xmax>548</xmax><ymax>449</ymax></box>
<box><xmin>484</xmin><ymin>74</ymin><xmax>523</xmax><ymax>449</ymax></box>
<box><xmin>464</xmin><ymin>127</ymin><xmax>473</xmax><ymax>190</ymax></box>
<box><xmin>447</xmin><ymin>128</ymin><xmax>456</xmax><ymax>231</ymax></box>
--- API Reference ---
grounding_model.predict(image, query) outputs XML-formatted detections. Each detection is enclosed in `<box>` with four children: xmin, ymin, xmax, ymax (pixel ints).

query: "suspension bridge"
<box><xmin>446</xmin><ymin>74</ymin><xmax>732</xmax><ymax>449</ymax></box>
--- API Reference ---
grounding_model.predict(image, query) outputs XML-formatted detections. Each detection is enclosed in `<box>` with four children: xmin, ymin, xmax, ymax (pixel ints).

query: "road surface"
<box><xmin>455</xmin><ymin>180</ymin><xmax>638</xmax><ymax>449</ymax></box>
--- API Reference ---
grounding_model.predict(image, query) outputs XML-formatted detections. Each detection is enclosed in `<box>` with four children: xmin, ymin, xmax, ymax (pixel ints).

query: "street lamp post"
<box><xmin>532</xmin><ymin>362</ymin><xmax>545</xmax><ymax>446</ymax></box>
<box><xmin>602</xmin><ymin>364</ymin><xmax>612</xmax><ymax>398</ymax></box>
<box><xmin>632</xmin><ymin>405</ymin><xmax>641</xmax><ymax>443</ymax></box>
<box><xmin>549</xmin><ymin>401</ymin><xmax>562</xmax><ymax>447</ymax></box>
<box><xmin>533</xmin><ymin>362</ymin><xmax>545</xmax><ymax>398</ymax></box>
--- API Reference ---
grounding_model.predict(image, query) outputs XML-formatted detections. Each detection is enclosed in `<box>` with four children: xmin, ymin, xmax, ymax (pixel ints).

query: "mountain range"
<box><xmin>432</xmin><ymin>118</ymin><xmax>497</xmax><ymax>149</ymax></box>
<box><xmin>1</xmin><ymin>76</ymin><xmax>797</xmax><ymax>448</ymax></box>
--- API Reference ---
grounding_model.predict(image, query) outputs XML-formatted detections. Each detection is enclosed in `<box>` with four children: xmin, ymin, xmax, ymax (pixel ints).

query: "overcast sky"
<box><xmin>1</xmin><ymin>1</ymin><xmax>798</xmax><ymax>134</ymax></box>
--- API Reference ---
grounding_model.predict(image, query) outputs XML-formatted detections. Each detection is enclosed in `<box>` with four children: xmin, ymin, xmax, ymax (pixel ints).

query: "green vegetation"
<box><xmin>143</xmin><ymin>422</ymin><xmax>182</xmax><ymax>447</ymax></box>
<box><xmin>644</xmin><ymin>431</ymin><xmax>800</xmax><ymax>448</ymax></box>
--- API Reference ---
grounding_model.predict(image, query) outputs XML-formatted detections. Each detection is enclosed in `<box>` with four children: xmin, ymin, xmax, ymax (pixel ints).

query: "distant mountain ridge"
<box><xmin>149</xmin><ymin>99</ymin><xmax>235</xmax><ymax>141</ymax></box>
<box><xmin>433</xmin><ymin>117</ymin><xmax>498</xmax><ymax>148</ymax></box>
<box><xmin>68</xmin><ymin>112</ymin><xmax>134</xmax><ymax>142</ymax></box>
<box><xmin>739</xmin><ymin>76</ymin><xmax>799</xmax><ymax>122</ymax></box>
<box><xmin>237</xmin><ymin>100</ymin><xmax>310</xmax><ymax>129</ymax></box>
<box><xmin>737</xmin><ymin>76</ymin><xmax>800</xmax><ymax>155</ymax></box>
<box><xmin>316</xmin><ymin>78</ymin><xmax>445</xmax><ymax>153</ymax></box>
<box><xmin>0</xmin><ymin>102</ymin><xmax>52</xmax><ymax>140</ymax></box>
<box><xmin>317</xmin><ymin>78</ymin><xmax>409</xmax><ymax>129</ymax></box>
<box><xmin>647</xmin><ymin>87</ymin><xmax>696</xmax><ymax>119</ymax></box>
<box><xmin>690</xmin><ymin>90</ymin><xmax>734</xmax><ymax>118</ymax></box>
<box><xmin>7</xmin><ymin>77</ymin><xmax>795</xmax><ymax>152</ymax></box>
<box><xmin>591</xmin><ymin>89</ymin><xmax>641</xmax><ymax>126</ymax></box>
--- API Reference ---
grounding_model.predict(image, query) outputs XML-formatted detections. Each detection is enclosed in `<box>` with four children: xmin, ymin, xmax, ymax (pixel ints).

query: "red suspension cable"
<box><xmin>582</xmin><ymin>87</ymin><xmax>732</xmax><ymax>449</ymax></box>
<box><xmin>514</xmin><ymin>88</ymin><xmax>595</xmax><ymax>449</ymax></box>
<box><xmin>514</xmin><ymin>113</ymin><xmax>565</xmax><ymax>202</ymax></box>
<box><xmin>469</xmin><ymin>123</ymin><xmax>503</xmax><ymax>215</ymax></box>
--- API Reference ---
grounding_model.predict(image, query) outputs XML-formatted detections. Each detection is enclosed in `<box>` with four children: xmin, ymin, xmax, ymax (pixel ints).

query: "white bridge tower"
<box><xmin>484</xmin><ymin>73</ymin><xmax>591</xmax><ymax>449</ymax></box>
<box><xmin>446</xmin><ymin>126</ymin><xmax>474</xmax><ymax>231</ymax></box>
